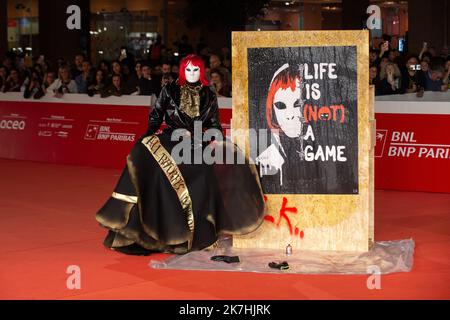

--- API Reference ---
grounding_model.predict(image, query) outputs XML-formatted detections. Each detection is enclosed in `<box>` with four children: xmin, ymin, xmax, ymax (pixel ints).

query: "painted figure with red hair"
<box><xmin>256</xmin><ymin>63</ymin><xmax>307</xmax><ymax>187</ymax></box>
<box><xmin>95</xmin><ymin>55</ymin><xmax>265</xmax><ymax>255</ymax></box>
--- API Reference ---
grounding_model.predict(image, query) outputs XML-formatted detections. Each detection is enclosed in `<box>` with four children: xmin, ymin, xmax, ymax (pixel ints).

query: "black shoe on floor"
<box><xmin>112</xmin><ymin>243</ymin><xmax>154</xmax><ymax>256</ymax></box>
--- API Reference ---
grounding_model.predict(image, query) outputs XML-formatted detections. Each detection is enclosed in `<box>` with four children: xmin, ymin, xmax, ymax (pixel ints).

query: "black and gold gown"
<box><xmin>95</xmin><ymin>81</ymin><xmax>265</xmax><ymax>255</ymax></box>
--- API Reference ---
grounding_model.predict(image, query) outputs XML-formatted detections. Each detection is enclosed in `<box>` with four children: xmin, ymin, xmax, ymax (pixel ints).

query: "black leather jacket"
<box><xmin>146</xmin><ymin>81</ymin><xmax>222</xmax><ymax>135</ymax></box>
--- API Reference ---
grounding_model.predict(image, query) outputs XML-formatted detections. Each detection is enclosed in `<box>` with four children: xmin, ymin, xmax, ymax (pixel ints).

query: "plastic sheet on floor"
<box><xmin>150</xmin><ymin>238</ymin><xmax>414</xmax><ymax>275</ymax></box>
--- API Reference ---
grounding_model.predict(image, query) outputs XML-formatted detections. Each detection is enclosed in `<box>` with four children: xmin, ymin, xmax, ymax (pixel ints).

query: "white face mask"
<box><xmin>185</xmin><ymin>61</ymin><xmax>200</xmax><ymax>83</ymax></box>
<box><xmin>273</xmin><ymin>79</ymin><xmax>303</xmax><ymax>138</ymax></box>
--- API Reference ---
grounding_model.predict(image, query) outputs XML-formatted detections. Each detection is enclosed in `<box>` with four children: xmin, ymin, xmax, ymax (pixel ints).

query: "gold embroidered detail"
<box><xmin>141</xmin><ymin>135</ymin><xmax>195</xmax><ymax>249</ymax></box>
<box><xmin>111</xmin><ymin>192</ymin><xmax>138</xmax><ymax>204</ymax></box>
<box><xmin>180</xmin><ymin>83</ymin><xmax>201</xmax><ymax>118</ymax></box>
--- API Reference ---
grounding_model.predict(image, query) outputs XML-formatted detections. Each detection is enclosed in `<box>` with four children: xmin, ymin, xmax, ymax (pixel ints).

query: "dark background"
<box><xmin>248</xmin><ymin>46</ymin><xmax>359</xmax><ymax>194</ymax></box>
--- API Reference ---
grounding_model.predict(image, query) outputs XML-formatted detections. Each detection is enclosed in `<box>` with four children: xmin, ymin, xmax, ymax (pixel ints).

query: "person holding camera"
<box><xmin>379</xmin><ymin>62</ymin><xmax>402</xmax><ymax>95</ymax></box>
<box><xmin>23</xmin><ymin>69</ymin><xmax>45</xmax><ymax>99</ymax></box>
<box><xmin>87</xmin><ymin>69</ymin><xmax>106</xmax><ymax>97</ymax></box>
<box><xmin>400</xmin><ymin>55</ymin><xmax>425</xmax><ymax>94</ymax></box>
<box><xmin>47</xmin><ymin>66</ymin><xmax>78</xmax><ymax>97</ymax></box>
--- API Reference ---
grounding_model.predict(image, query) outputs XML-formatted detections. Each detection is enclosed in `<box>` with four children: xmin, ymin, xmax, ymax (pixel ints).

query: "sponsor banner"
<box><xmin>0</xmin><ymin>99</ymin><xmax>232</xmax><ymax>169</ymax></box>
<box><xmin>375</xmin><ymin>113</ymin><xmax>450</xmax><ymax>193</ymax></box>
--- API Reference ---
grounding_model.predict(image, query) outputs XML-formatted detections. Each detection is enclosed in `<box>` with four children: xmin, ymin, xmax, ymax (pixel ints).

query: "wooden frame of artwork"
<box><xmin>231</xmin><ymin>30</ymin><xmax>374</xmax><ymax>252</ymax></box>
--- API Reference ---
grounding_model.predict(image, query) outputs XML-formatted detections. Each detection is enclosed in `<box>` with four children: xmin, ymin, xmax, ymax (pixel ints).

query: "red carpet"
<box><xmin>0</xmin><ymin>158</ymin><xmax>449</xmax><ymax>300</ymax></box>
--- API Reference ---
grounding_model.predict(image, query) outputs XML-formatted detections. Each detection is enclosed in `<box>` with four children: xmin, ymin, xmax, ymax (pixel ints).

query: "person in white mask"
<box><xmin>95</xmin><ymin>54</ymin><xmax>265</xmax><ymax>256</ymax></box>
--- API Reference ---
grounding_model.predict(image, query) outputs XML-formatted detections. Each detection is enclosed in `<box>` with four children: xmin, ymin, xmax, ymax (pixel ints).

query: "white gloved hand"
<box><xmin>256</xmin><ymin>144</ymin><xmax>285</xmax><ymax>185</ymax></box>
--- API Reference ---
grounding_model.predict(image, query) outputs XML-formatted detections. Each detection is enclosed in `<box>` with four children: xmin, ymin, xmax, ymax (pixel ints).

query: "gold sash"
<box><xmin>111</xmin><ymin>192</ymin><xmax>138</xmax><ymax>204</ymax></box>
<box><xmin>141</xmin><ymin>135</ymin><xmax>194</xmax><ymax>249</ymax></box>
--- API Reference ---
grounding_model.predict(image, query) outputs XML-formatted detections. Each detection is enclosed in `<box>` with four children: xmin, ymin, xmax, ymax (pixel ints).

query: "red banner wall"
<box><xmin>375</xmin><ymin>113</ymin><xmax>450</xmax><ymax>193</ymax></box>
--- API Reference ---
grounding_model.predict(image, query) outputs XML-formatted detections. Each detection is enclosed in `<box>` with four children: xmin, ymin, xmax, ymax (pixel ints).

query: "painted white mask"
<box><xmin>273</xmin><ymin>79</ymin><xmax>303</xmax><ymax>138</ymax></box>
<box><xmin>185</xmin><ymin>61</ymin><xmax>200</xmax><ymax>83</ymax></box>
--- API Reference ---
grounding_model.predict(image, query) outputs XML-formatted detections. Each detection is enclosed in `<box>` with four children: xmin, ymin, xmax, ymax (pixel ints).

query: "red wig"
<box><xmin>266</xmin><ymin>67</ymin><xmax>300</xmax><ymax>131</ymax></box>
<box><xmin>178</xmin><ymin>54</ymin><xmax>209</xmax><ymax>86</ymax></box>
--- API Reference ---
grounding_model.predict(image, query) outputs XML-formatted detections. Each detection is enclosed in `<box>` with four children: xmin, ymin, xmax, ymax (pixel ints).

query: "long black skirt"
<box><xmin>95</xmin><ymin>131</ymin><xmax>266</xmax><ymax>255</ymax></box>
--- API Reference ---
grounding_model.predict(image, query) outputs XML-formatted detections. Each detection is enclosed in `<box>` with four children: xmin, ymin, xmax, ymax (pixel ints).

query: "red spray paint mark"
<box><xmin>264</xmin><ymin>196</ymin><xmax>304</xmax><ymax>240</ymax></box>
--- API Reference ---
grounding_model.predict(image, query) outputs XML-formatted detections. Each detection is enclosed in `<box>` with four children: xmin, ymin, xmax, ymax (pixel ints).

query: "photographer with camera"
<box><xmin>47</xmin><ymin>65</ymin><xmax>78</xmax><ymax>97</ymax></box>
<box><xmin>400</xmin><ymin>54</ymin><xmax>425</xmax><ymax>94</ymax></box>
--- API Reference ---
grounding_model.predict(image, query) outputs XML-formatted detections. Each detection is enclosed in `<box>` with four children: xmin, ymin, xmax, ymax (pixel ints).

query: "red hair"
<box><xmin>266</xmin><ymin>69</ymin><xmax>299</xmax><ymax>131</ymax></box>
<box><xmin>178</xmin><ymin>54</ymin><xmax>209</xmax><ymax>86</ymax></box>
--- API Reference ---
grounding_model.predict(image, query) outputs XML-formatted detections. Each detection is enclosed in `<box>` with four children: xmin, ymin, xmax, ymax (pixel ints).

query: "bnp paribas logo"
<box><xmin>375</xmin><ymin>129</ymin><xmax>388</xmax><ymax>158</ymax></box>
<box><xmin>66</xmin><ymin>5</ymin><xmax>81</xmax><ymax>30</ymax></box>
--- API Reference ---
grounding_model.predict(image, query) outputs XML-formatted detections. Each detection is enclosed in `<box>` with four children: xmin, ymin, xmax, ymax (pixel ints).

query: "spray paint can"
<box><xmin>286</xmin><ymin>244</ymin><xmax>292</xmax><ymax>256</ymax></box>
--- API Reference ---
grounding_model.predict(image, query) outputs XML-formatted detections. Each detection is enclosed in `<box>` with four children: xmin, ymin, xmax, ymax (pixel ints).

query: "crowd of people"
<box><xmin>0</xmin><ymin>36</ymin><xmax>233</xmax><ymax>100</ymax></box>
<box><xmin>370</xmin><ymin>37</ymin><xmax>450</xmax><ymax>96</ymax></box>
<box><xmin>1</xmin><ymin>33</ymin><xmax>450</xmax><ymax>101</ymax></box>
